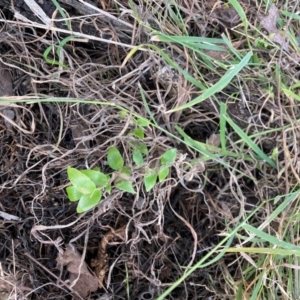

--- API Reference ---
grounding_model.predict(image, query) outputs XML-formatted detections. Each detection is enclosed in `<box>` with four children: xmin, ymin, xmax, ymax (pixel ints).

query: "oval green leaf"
<box><xmin>66</xmin><ymin>186</ymin><xmax>82</xmax><ymax>202</ymax></box>
<box><xmin>115</xmin><ymin>180</ymin><xmax>136</xmax><ymax>194</ymax></box>
<box><xmin>77</xmin><ymin>189</ymin><xmax>102</xmax><ymax>213</ymax></box>
<box><xmin>133</xmin><ymin>128</ymin><xmax>144</xmax><ymax>139</ymax></box>
<box><xmin>161</xmin><ymin>148</ymin><xmax>177</xmax><ymax>165</ymax></box>
<box><xmin>120</xmin><ymin>166</ymin><xmax>131</xmax><ymax>176</ymax></box>
<box><xmin>132</xmin><ymin>142</ymin><xmax>148</xmax><ymax>155</ymax></box>
<box><xmin>158</xmin><ymin>166</ymin><xmax>169</xmax><ymax>182</ymax></box>
<box><xmin>81</xmin><ymin>169</ymin><xmax>109</xmax><ymax>188</ymax></box>
<box><xmin>107</xmin><ymin>147</ymin><xmax>124</xmax><ymax>171</ymax></box>
<box><xmin>136</xmin><ymin>117</ymin><xmax>150</xmax><ymax>127</ymax></box>
<box><xmin>144</xmin><ymin>171</ymin><xmax>157</xmax><ymax>192</ymax></box>
<box><xmin>67</xmin><ymin>166</ymin><xmax>96</xmax><ymax>194</ymax></box>
<box><xmin>133</xmin><ymin>148</ymin><xmax>144</xmax><ymax>165</ymax></box>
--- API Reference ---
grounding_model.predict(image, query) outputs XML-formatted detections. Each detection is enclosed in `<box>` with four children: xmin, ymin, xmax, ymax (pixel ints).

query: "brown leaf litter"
<box><xmin>258</xmin><ymin>4</ymin><xmax>289</xmax><ymax>51</ymax></box>
<box><xmin>56</xmin><ymin>244</ymin><xmax>98</xmax><ymax>299</ymax></box>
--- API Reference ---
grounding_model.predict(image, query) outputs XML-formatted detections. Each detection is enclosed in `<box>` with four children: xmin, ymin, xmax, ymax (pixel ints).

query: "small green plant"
<box><xmin>43</xmin><ymin>35</ymin><xmax>75</xmax><ymax>68</ymax></box>
<box><xmin>66</xmin><ymin>146</ymin><xmax>136</xmax><ymax>213</ymax></box>
<box><xmin>66</xmin><ymin>127</ymin><xmax>177</xmax><ymax>213</ymax></box>
<box><xmin>143</xmin><ymin>148</ymin><xmax>177</xmax><ymax>191</ymax></box>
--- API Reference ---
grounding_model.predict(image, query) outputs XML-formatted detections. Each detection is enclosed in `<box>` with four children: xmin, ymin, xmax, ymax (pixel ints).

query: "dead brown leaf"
<box><xmin>258</xmin><ymin>4</ymin><xmax>289</xmax><ymax>50</ymax></box>
<box><xmin>91</xmin><ymin>227</ymin><xmax>126</xmax><ymax>288</ymax></box>
<box><xmin>207</xmin><ymin>133</ymin><xmax>221</xmax><ymax>148</ymax></box>
<box><xmin>56</xmin><ymin>244</ymin><xmax>99</xmax><ymax>299</ymax></box>
<box><xmin>211</xmin><ymin>6</ymin><xmax>240</xmax><ymax>28</ymax></box>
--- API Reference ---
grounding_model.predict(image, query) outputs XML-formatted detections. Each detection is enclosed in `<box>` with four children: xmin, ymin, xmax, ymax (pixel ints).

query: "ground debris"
<box><xmin>0</xmin><ymin>62</ymin><xmax>13</xmax><ymax>97</ymax></box>
<box><xmin>258</xmin><ymin>4</ymin><xmax>289</xmax><ymax>51</ymax></box>
<box><xmin>91</xmin><ymin>227</ymin><xmax>126</xmax><ymax>289</ymax></box>
<box><xmin>56</xmin><ymin>244</ymin><xmax>98</xmax><ymax>299</ymax></box>
<box><xmin>211</xmin><ymin>5</ymin><xmax>240</xmax><ymax>28</ymax></box>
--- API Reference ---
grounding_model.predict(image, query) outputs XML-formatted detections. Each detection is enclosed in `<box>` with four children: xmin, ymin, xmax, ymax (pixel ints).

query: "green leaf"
<box><xmin>271</xmin><ymin>147</ymin><xmax>278</xmax><ymax>160</ymax></box>
<box><xmin>107</xmin><ymin>147</ymin><xmax>124</xmax><ymax>171</ymax></box>
<box><xmin>105</xmin><ymin>184</ymin><xmax>112</xmax><ymax>194</ymax></box>
<box><xmin>167</xmin><ymin>51</ymin><xmax>252</xmax><ymax>112</ymax></box>
<box><xmin>115</xmin><ymin>180</ymin><xmax>136</xmax><ymax>194</ymax></box>
<box><xmin>81</xmin><ymin>169</ymin><xmax>109</xmax><ymax>187</ymax></box>
<box><xmin>136</xmin><ymin>117</ymin><xmax>150</xmax><ymax>127</ymax></box>
<box><xmin>133</xmin><ymin>128</ymin><xmax>144</xmax><ymax>139</ymax></box>
<box><xmin>144</xmin><ymin>171</ymin><xmax>157</xmax><ymax>192</ymax></box>
<box><xmin>161</xmin><ymin>148</ymin><xmax>177</xmax><ymax>165</ymax></box>
<box><xmin>67</xmin><ymin>166</ymin><xmax>96</xmax><ymax>194</ymax></box>
<box><xmin>77</xmin><ymin>188</ymin><xmax>102</xmax><ymax>213</ymax></box>
<box><xmin>66</xmin><ymin>186</ymin><xmax>82</xmax><ymax>201</ymax></box>
<box><xmin>119</xmin><ymin>111</ymin><xmax>127</xmax><ymax>118</ymax></box>
<box><xmin>132</xmin><ymin>142</ymin><xmax>148</xmax><ymax>155</ymax></box>
<box><xmin>158</xmin><ymin>166</ymin><xmax>169</xmax><ymax>182</ymax></box>
<box><xmin>221</xmin><ymin>103</ymin><xmax>277</xmax><ymax>169</ymax></box>
<box><xmin>133</xmin><ymin>148</ymin><xmax>144</xmax><ymax>165</ymax></box>
<box><xmin>120</xmin><ymin>166</ymin><xmax>131</xmax><ymax>176</ymax></box>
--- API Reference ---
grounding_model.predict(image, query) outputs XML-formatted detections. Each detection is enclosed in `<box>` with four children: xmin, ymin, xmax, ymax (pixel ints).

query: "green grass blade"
<box><xmin>250</xmin><ymin>271</ymin><xmax>264</xmax><ymax>300</ymax></box>
<box><xmin>219</xmin><ymin>101</ymin><xmax>227</xmax><ymax>153</ymax></box>
<box><xmin>51</xmin><ymin>0</ymin><xmax>71</xmax><ymax>30</ymax></box>
<box><xmin>282</xmin><ymin>84</ymin><xmax>300</xmax><ymax>102</ymax></box>
<box><xmin>167</xmin><ymin>51</ymin><xmax>252</xmax><ymax>112</ymax></box>
<box><xmin>148</xmin><ymin>44</ymin><xmax>207</xmax><ymax>90</ymax></box>
<box><xmin>226</xmin><ymin>247</ymin><xmax>300</xmax><ymax>256</ymax></box>
<box><xmin>156</xmin><ymin>205</ymin><xmax>262</xmax><ymax>300</ymax></box>
<box><xmin>242</xmin><ymin>224</ymin><xmax>300</xmax><ymax>251</ymax></box>
<box><xmin>151</xmin><ymin>34</ymin><xmax>226</xmax><ymax>44</ymax></box>
<box><xmin>229</xmin><ymin>0</ymin><xmax>251</xmax><ymax>48</ymax></box>
<box><xmin>221</xmin><ymin>103</ymin><xmax>277</xmax><ymax>169</ymax></box>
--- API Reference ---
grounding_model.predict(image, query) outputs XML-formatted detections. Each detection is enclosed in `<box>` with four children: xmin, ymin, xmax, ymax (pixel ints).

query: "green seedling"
<box><xmin>128</xmin><ymin>116</ymin><xmax>150</xmax><ymax>166</ymax></box>
<box><xmin>43</xmin><ymin>35</ymin><xmax>78</xmax><ymax>68</ymax></box>
<box><xmin>143</xmin><ymin>148</ymin><xmax>177</xmax><ymax>191</ymax></box>
<box><xmin>66</xmin><ymin>146</ymin><xmax>136</xmax><ymax>213</ymax></box>
<box><xmin>66</xmin><ymin>113</ymin><xmax>178</xmax><ymax>212</ymax></box>
<box><xmin>66</xmin><ymin>144</ymin><xmax>178</xmax><ymax>212</ymax></box>
<box><xmin>66</xmin><ymin>166</ymin><xmax>109</xmax><ymax>213</ymax></box>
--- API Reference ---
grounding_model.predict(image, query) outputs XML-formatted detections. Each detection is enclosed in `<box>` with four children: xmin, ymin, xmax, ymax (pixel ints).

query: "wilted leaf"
<box><xmin>107</xmin><ymin>147</ymin><xmax>124</xmax><ymax>171</ymax></box>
